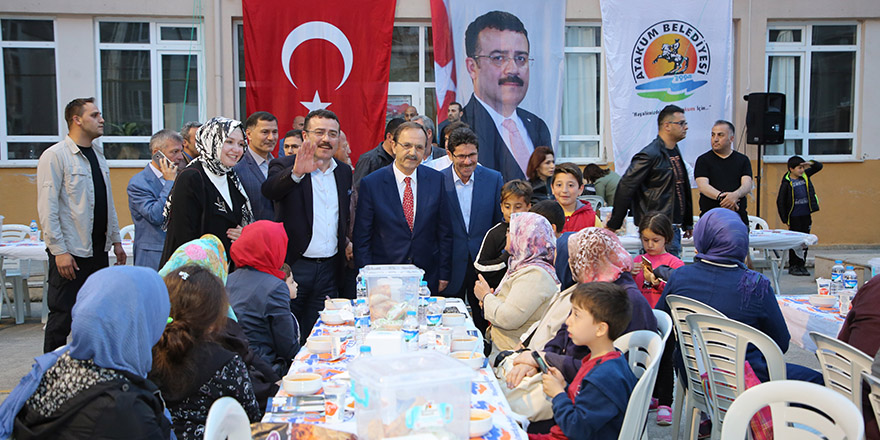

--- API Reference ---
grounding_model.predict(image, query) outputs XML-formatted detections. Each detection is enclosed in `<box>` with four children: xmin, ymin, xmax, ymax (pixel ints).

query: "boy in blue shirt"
<box><xmin>531</xmin><ymin>282</ymin><xmax>637</xmax><ymax>440</ymax></box>
<box><xmin>776</xmin><ymin>156</ymin><xmax>823</xmax><ymax>276</ymax></box>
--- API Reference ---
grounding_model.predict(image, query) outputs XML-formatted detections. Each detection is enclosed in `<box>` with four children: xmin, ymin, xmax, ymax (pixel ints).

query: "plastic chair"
<box><xmin>1</xmin><ymin>224</ymin><xmax>29</xmax><ymax>242</ymax></box>
<box><xmin>1</xmin><ymin>225</ymin><xmax>34</xmax><ymax>324</ymax></box>
<box><xmin>653</xmin><ymin>308</ymin><xmax>673</xmax><ymax>344</ymax></box>
<box><xmin>863</xmin><ymin>371</ymin><xmax>880</xmax><ymax>433</ymax></box>
<box><xmin>686</xmin><ymin>313</ymin><xmax>787</xmax><ymax>439</ymax></box>
<box><xmin>747</xmin><ymin>215</ymin><xmax>770</xmax><ymax>232</ymax></box>
<box><xmin>577</xmin><ymin>195</ymin><xmax>605</xmax><ymax>212</ymax></box>
<box><xmin>203</xmin><ymin>397</ymin><xmax>253</xmax><ymax>440</ymax></box>
<box><xmin>120</xmin><ymin>224</ymin><xmax>135</xmax><ymax>241</ymax></box>
<box><xmin>614</xmin><ymin>330</ymin><xmax>663</xmax><ymax>440</ymax></box>
<box><xmin>720</xmin><ymin>380</ymin><xmax>864</xmax><ymax>440</ymax></box>
<box><xmin>665</xmin><ymin>295</ymin><xmax>726</xmax><ymax>440</ymax></box>
<box><xmin>747</xmin><ymin>215</ymin><xmax>777</xmax><ymax>273</ymax></box>
<box><xmin>810</xmin><ymin>331</ymin><xmax>873</xmax><ymax>412</ymax></box>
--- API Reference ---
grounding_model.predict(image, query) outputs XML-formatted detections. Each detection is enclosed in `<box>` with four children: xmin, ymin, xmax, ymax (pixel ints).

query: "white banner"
<box><xmin>601</xmin><ymin>0</ymin><xmax>733</xmax><ymax>175</ymax></box>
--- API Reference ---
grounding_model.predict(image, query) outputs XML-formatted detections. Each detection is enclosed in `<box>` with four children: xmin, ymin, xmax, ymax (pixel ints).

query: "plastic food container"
<box><xmin>359</xmin><ymin>265</ymin><xmax>424</xmax><ymax>325</ymax></box>
<box><xmin>349</xmin><ymin>351</ymin><xmax>473</xmax><ymax>439</ymax></box>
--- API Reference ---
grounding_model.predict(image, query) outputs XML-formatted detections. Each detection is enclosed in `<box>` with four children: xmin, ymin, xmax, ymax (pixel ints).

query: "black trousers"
<box><xmin>653</xmin><ymin>326</ymin><xmax>677</xmax><ymax>405</ymax></box>
<box><xmin>44</xmin><ymin>249</ymin><xmax>109</xmax><ymax>353</ymax></box>
<box><xmin>290</xmin><ymin>256</ymin><xmax>339</xmax><ymax>345</ymax></box>
<box><xmin>788</xmin><ymin>215</ymin><xmax>812</xmax><ymax>268</ymax></box>
<box><xmin>460</xmin><ymin>265</ymin><xmax>490</xmax><ymax>336</ymax></box>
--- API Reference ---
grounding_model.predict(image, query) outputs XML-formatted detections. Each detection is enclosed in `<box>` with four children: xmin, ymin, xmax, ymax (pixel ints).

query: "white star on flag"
<box><xmin>434</xmin><ymin>61</ymin><xmax>456</xmax><ymax>108</ymax></box>
<box><xmin>301</xmin><ymin>91</ymin><xmax>331</xmax><ymax>111</ymax></box>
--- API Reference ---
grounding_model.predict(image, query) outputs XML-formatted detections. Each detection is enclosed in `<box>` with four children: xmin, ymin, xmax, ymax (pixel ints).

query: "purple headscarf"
<box><xmin>694</xmin><ymin>208</ymin><xmax>749</xmax><ymax>266</ymax></box>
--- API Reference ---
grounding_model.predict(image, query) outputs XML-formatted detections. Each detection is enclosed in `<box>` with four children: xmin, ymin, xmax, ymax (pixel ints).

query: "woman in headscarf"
<box><xmin>0</xmin><ymin>266</ymin><xmax>173</xmax><ymax>440</ymax></box>
<box><xmin>226</xmin><ymin>220</ymin><xmax>300</xmax><ymax>377</ymax></box>
<box><xmin>151</xmin><ymin>264</ymin><xmax>260</xmax><ymax>439</ymax></box>
<box><xmin>474</xmin><ymin>212</ymin><xmax>560</xmax><ymax>354</ymax></box>
<box><xmin>657</xmin><ymin>207</ymin><xmax>822</xmax><ymax>384</ymax></box>
<box><xmin>160</xmin><ymin>116</ymin><xmax>254</xmax><ymax>268</ymax></box>
<box><xmin>158</xmin><ymin>235</ymin><xmax>280</xmax><ymax>410</ymax></box>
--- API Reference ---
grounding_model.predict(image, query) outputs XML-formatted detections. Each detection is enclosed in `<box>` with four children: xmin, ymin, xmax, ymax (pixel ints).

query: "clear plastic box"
<box><xmin>360</xmin><ymin>265</ymin><xmax>424</xmax><ymax>324</ymax></box>
<box><xmin>349</xmin><ymin>351</ymin><xmax>473</xmax><ymax>439</ymax></box>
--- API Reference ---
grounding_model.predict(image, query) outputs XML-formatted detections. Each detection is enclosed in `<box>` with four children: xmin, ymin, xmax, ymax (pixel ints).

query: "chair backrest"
<box><xmin>120</xmin><ymin>224</ymin><xmax>135</xmax><ymax>241</ymax></box>
<box><xmin>748</xmin><ymin>215</ymin><xmax>770</xmax><ymax>232</ymax></box>
<box><xmin>810</xmin><ymin>331</ymin><xmax>873</xmax><ymax>412</ymax></box>
<box><xmin>1</xmin><ymin>224</ymin><xmax>29</xmax><ymax>242</ymax></box>
<box><xmin>863</xmin><ymin>371</ymin><xmax>880</xmax><ymax>434</ymax></box>
<box><xmin>615</xmin><ymin>330</ymin><xmax>663</xmax><ymax>440</ymax></box>
<box><xmin>686</xmin><ymin>313</ymin><xmax>786</xmax><ymax>427</ymax></box>
<box><xmin>203</xmin><ymin>397</ymin><xmax>252</xmax><ymax>440</ymax></box>
<box><xmin>720</xmin><ymin>380</ymin><xmax>864</xmax><ymax>440</ymax></box>
<box><xmin>652</xmin><ymin>309</ymin><xmax>673</xmax><ymax>344</ymax></box>
<box><xmin>665</xmin><ymin>295</ymin><xmax>726</xmax><ymax>409</ymax></box>
<box><xmin>577</xmin><ymin>195</ymin><xmax>605</xmax><ymax>212</ymax></box>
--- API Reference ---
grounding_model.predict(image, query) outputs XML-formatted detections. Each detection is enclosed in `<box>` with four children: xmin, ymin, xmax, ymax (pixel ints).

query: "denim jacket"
<box><xmin>37</xmin><ymin>136</ymin><xmax>121</xmax><ymax>257</ymax></box>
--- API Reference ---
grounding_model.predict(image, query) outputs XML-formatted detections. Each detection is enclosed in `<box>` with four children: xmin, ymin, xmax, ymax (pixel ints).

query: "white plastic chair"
<box><xmin>653</xmin><ymin>308</ymin><xmax>673</xmax><ymax>344</ymax></box>
<box><xmin>614</xmin><ymin>330</ymin><xmax>663</xmax><ymax>440</ymax></box>
<box><xmin>665</xmin><ymin>295</ymin><xmax>726</xmax><ymax>440</ymax></box>
<box><xmin>578</xmin><ymin>195</ymin><xmax>605</xmax><ymax>212</ymax></box>
<box><xmin>810</xmin><ymin>331</ymin><xmax>873</xmax><ymax>412</ymax></box>
<box><xmin>747</xmin><ymin>215</ymin><xmax>777</xmax><ymax>273</ymax></box>
<box><xmin>720</xmin><ymin>380</ymin><xmax>864</xmax><ymax>440</ymax></box>
<box><xmin>203</xmin><ymin>397</ymin><xmax>253</xmax><ymax>440</ymax></box>
<box><xmin>1</xmin><ymin>224</ymin><xmax>29</xmax><ymax>242</ymax></box>
<box><xmin>863</xmin><ymin>371</ymin><xmax>880</xmax><ymax>433</ymax></box>
<box><xmin>686</xmin><ymin>313</ymin><xmax>787</xmax><ymax>439</ymax></box>
<box><xmin>1</xmin><ymin>224</ymin><xmax>34</xmax><ymax>324</ymax></box>
<box><xmin>120</xmin><ymin>224</ymin><xmax>135</xmax><ymax>241</ymax></box>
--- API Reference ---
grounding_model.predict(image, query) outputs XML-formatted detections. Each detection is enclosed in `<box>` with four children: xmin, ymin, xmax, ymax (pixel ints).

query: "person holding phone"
<box><xmin>128</xmin><ymin>129</ymin><xmax>184</xmax><ymax>270</ymax></box>
<box><xmin>631</xmin><ymin>212</ymin><xmax>684</xmax><ymax>308</ymax></box>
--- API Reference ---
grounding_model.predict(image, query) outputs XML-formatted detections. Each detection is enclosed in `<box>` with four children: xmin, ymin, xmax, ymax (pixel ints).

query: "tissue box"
<box><xmin>364</xmin><ymin>331</ymin><xmax>406</xmax><ymax>357</ymax></box>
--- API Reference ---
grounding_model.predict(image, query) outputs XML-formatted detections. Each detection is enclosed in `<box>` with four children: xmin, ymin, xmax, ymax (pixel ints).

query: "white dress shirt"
<box><xmin>148</xmin><ymin>162</ymin><xmax>166</xmax><ymax>181</ymax></box>
<box><xmin>392</xmin><ymin>163</ymin><xmax>418</xmax><ymax>220</ymax></box>
<box><xmin>474</xmin><ymin>94</ymin><xmax>535</xmax><ymax>156</ymax></box>
<box><xmin>453</xmin><ymin>169</ymin><xmax>475</xmax><ymax>232</ymax></box>
<box><xmin>293</xmin><ymin>161</ymin><xmax>339</xmax><ymax>258</ymax></box>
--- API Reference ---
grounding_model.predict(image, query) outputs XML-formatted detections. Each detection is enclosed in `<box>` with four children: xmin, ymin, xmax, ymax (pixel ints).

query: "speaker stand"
<box><xmin>755</xmin><ymin>144</ymin><xmax>763</xmax><ymax>219</ymax></box>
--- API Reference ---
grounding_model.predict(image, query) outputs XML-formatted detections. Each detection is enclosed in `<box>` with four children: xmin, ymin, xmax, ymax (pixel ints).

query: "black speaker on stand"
<box><xmin>744</xmin><ymin>92</ymin><xmax>785</xmax><ymax>218</ymax></box>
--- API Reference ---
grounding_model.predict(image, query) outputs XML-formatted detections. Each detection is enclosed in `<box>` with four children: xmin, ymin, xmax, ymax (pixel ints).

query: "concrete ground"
<box><xmin>0</xmin><ymin>248</ymin><xmax>872</xmax><ymax>438</ymax></box>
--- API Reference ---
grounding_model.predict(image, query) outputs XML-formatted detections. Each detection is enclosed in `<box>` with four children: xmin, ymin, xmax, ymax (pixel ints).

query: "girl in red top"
<box><xmin>632</xmin><ymin>212</ymin><xmax>684</xmax><ymax>308</ymax></box>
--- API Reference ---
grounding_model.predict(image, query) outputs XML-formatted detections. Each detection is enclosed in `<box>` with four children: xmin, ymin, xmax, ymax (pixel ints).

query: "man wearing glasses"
<box><xmin>606</xmin><ymin>104</ymin><xmax>694</xmax><ymax>258</ymax></box>
<box><xmin>353</xmin><ymin>122</ymin><xmax>452</xmax><ymax>296</ymax></box>
<box><xmin>262</xmin><ymin>109</ymin><xmax>352</xmax><ymax>340</ymax></box>
<box><xmin>461</xmin><ymin>10</ymin><xmax>552</xmax><ymax>182</ymax></box>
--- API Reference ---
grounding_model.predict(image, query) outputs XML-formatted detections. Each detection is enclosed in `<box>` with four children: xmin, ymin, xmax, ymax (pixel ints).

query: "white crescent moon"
<box><xmin>281</xmin><ymin>21</ymin><xmax>353</xmax><ymax>90</ymax></box>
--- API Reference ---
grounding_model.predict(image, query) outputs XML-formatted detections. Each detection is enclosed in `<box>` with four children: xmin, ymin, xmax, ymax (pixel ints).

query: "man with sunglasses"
<box><xmin>461</xmin><ymin>10</ymin><xmax>551</xmax><ymax>182</ymax></box>
<box><xmin>606</xmin><ymin>104</ymin><xmax>694</xmax><ymax>258</ymax></box>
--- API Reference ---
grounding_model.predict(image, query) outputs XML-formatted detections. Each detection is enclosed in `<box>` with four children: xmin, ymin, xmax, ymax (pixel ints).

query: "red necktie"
<box><xmin>403</xmin><ymin>176</ymin><xmax>414</xmax><ymax>231</ymax></box>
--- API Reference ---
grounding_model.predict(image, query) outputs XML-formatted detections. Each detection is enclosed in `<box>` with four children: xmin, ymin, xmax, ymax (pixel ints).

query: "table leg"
<box><xmin>767</xmin><ymin>249</ymin><xmax>783</xmax><ymax>295</ymax></box>
<box><xmin>13</xmin><ymin>276</ymin><xmax>26</xmax><ymax>324</ymax></box>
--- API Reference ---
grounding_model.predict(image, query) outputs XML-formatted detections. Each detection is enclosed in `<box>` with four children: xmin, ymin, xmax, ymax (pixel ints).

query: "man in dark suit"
<box><xmin>352</xmin><ymin>117</ymin><xmax>404</xmax><ymax>190</ymax></box>
<box><xmin>127</xmin><ymin>129</ymin><xmax>184</xmax><ymax>270</ymax></box>
<box><xmin>234</xmin><ymin>111</ymin><xmax>278</xmax><ymax>221</ymax></box>
<box><xmin>441</xmin><ymin>126</ymin><xmax>503</xmax><ymax>332</ymax></box>
<box><xmin>461</xmin><ymin>10</ymin><xmax>552</xmax><ymax>182</ymax></box>
<box><xmin>262</xmin><ymin>109</ymin><xmax>352</xmax><ymax>339</ymax></box>
<box><xmin>437</xmin><ymin>101</ymin><xmax>462</xmax><ymax>151</ymax></box>
<box><xmin>353</xmin><ymin>122</ymin><xmax>452</xmax><ymax>295</ymax></box>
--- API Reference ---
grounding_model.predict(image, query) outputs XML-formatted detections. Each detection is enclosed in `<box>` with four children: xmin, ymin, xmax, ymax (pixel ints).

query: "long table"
<box><xmin>776</xmin><ymin>294</ymin><xmax>846</xmax><ymax>352</ymax></box>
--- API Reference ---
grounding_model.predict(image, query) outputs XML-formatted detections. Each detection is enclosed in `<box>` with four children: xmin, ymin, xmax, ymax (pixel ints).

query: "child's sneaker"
<box><xmin>648</xmin><ymin>398</ymin><xmax>659</xmax><ymax>411</ymax></box>
<box><xmin>656</xmin><ymin>405</ymin><xmax>672</xmax><ymax>426</ymax></box>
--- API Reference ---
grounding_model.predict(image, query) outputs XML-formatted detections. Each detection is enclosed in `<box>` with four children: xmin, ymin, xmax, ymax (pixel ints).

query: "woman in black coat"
<box><xmin>160</xmin><ymin>116</ymin><xmax>254</xmax><ymax>267</ymax></box>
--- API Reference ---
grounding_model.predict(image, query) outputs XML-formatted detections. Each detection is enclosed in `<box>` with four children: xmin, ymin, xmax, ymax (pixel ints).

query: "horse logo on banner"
<box><xmin>630</xmin><ymin>20</ymin><xmax>711</xmax><ymax>102</ymax></box>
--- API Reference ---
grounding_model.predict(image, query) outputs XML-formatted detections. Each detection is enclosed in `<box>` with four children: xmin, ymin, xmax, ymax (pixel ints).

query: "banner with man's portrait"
<box><xmin>601</xmin><ymin>0</ymin><xmax>733</xmax><ymax>175</ymax></box>
<box><xmin>438</xmin><ymin>0</ymin><xmax>565</xmax><ymax>182</ymax></box>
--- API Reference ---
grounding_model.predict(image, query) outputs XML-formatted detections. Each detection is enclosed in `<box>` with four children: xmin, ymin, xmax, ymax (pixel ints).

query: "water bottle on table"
<box><xmin>843</xmin><ymin>266</ymin><xmax>858</xmax><ymax>290</ymax></box>
<box><xmin>402</xmin><ymin>310</ymin><xmax>419</xmax><ymax>351</ymax></box>
<box><xmin>426</xmin><ymin>297</ymin><xmax>441</xmax><ymax>328</ymax></box>
<box><xmin>831</xmin><ymin>260</ymin><xmax>845</xmax><ymax>282</ymax></box>
<box><xmin>354</xmin><ymin>298</ymin><xmax>370</xmax><ymax>345</ymax></box>
<box><xmin>417</xmin><ymin>281</ymin><xmax>430</xmax><ymax>327</ymax></box>
<box><xmin>29</xmin><ymin>220</ymin><xmax>39</xmax><ymax>241</ymax></box>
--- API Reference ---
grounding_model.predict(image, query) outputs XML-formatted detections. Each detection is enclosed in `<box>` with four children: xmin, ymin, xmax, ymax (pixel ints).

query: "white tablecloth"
<box><xmin>0</xmin><ymin>240</ymin><xmax>134</xmax><ymax>261</ymax></box>
<box><xmin>617</xmin><ymin>229</ymin><xmax>817</xmax><ymax>252</ymax></box>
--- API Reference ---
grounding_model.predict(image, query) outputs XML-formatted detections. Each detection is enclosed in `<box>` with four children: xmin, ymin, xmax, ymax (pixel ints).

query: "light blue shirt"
<box><xmin>453</xmin><ymin>169</ymin><xmax>474</xmax><ymax>232</ymax></box>
<box><xmin>248</xmin><ymin>148</ymin><xmax>271</xmax><ymax>179</ymax></box>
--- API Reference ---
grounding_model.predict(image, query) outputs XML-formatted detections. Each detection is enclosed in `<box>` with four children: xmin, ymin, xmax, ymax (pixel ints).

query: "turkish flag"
<box><xmin>430</xmin><ymin>0</ymin><xmax>457</xmax><ymax>123</ymax></box>
<box><xmin>242</xmin><ymin>0</ymin><xmax>396</xmax><ymax>164</ymax></box>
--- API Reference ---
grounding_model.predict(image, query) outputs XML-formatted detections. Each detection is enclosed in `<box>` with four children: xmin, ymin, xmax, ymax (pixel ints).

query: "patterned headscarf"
<box><xmin>500</xmin><ymin>212</ymin><xmax>560</xmax><ymax>286</ymax></box>
<box><xmin>158</xmin><ymin>234</ymin><xmax>237</xmax><ymax>320</ymax></box>
<box><xmin>568</xmin><ymin>227</ymin><xmax>633</xmax><ymax>283</ymax></box>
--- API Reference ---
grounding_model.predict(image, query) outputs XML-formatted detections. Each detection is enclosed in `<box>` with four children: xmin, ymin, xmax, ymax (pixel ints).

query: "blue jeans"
<box><xmin>668</xmin><ymin>226</ymin><xmax>683</xmax><ymax>259</ymax></box>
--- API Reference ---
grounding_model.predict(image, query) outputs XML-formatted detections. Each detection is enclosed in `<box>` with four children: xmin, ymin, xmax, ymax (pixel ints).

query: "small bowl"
<box><xmin>470</xmin><ymin>409</ymin><xmax>493</xmax><ymax>437</ymax></box>
<box><xmin>306</xmin><ymin>335</ymin><xmax>332</xmax><ymax>354</ymax></box>
<box><xmin>320</xmin><ymin>309</ymin><xmax>347</xmax><ymax>325</ymax></box>
<box><xmin>809</xmin><ymin>294</ymin><xmax>837</xmax><ymax>308</ymax></box>
<box><xmin>451</xmin><ymin>351</ymin><xmax>486</xmax><ymax>370</ymax></box>
<box><xmin>282</xmin><ymin>373</ymin><xmax>322</xmax><ymax>396</ymax></box>
<box><xmin>441</xmin><ymin>312</ymin><xmax>466</xmax><ymax>327</ymax></box>
<box><xmin>450</xmin><ymin>335</ymin><xmax>479</xmax><ymax>352</ymax></box>
<box><xmin>324</xmin><ymin>298</ymin><xmax>352</xmax><ymax>311</ymax></box>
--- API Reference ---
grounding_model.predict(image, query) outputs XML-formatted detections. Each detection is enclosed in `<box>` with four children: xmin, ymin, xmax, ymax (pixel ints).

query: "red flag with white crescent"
<box><xmin>430</xmin><ymin>0</ymin><xmax>457</xmax><ymax>123</ymax></box>
<box><xmin>242</xmin><ymin>0</ymin><xmax>396</xmax><ymax>164</ymax></box>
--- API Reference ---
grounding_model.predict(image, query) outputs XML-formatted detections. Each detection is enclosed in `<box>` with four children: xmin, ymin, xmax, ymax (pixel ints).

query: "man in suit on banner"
<box><xmin>461</xmin><ymin>10</ymin><xmax>551</xmax><ymax>182</ymax></box>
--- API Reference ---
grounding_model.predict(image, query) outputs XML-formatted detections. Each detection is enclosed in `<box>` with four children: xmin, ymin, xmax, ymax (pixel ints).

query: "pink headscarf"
<box><xmin>568</xmin><ymin>227</ymin><xmax>633</xmax><ymax>283</ymax></box>
<box><xmin>500</xmin><ymin>212</ymin><xmax>560</xmax><ymax>286</ymax></box>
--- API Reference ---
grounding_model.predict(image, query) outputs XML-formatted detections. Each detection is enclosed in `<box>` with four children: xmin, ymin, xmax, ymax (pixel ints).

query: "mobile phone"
<box><xmin>152</xmin><ymin>150</ymin><xmax>170</xmax><ymax>166</ymax></box>
<box><xmin>531</xmin><ymin>351</ymin><xmax>549</xmax><ymax>374</ymax></box>
<box><xmin>641</xmin><ymin>255</ymin><xmax>654</xmax><ymax>273</ymax></box>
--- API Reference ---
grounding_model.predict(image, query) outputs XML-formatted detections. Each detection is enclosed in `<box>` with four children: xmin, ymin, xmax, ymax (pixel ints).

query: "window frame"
<box><xmin>764</xmin><ymin>22</ymin><xmax>861</xmax><ymax>162</ymax></box>
<box><xmin>558</xmin><ymin>23</ymin><xmax>604</xmax><ymax>165</ymax></box>
<box><xmin>233</xmin><ymin>20</ymin><xmax>245</xmax><ymax>121</ymax></box>
<box><xmin>0</xmin><ymin>17</ymin><xmax>62</xmax><ymax>166</ymax></box>
<box><xmin>94</xmin><ymin>18</ymin><xmax>205</xmax><ymax>167</ymax></box>
<box><xmin>388</xmin><ymin>22</ymin><xmax>436</xmax><ymax>123</ymax></box>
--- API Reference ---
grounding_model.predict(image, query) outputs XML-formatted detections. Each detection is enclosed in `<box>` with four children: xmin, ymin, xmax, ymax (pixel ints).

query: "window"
<box><xmin>234</xmin><ymin>21</ymin><xmax>245</xmax><ymax>121</ymax></box>
<box><xmin>559</xmin><ymin>25</ymin><xmax>603</xmax><ymax>163</ymax></box>
<box><xmin>97</xmin><ymin>20</ymin><xmax>202</xmax><ymax>161</ymax></box>
<box><xmin>0</xmin><ymin>18</ymin><xmax>59</xmax><ymax>162</ymax></box>
<box><xmin>387</xmin><ymin>24</ymin><xmax>436</xmax><ymax>124</ymax></box>
<box><xmin>765</xmin><ymin>23</ymin><xmax>859</xmax><ymax>159</ymax></box>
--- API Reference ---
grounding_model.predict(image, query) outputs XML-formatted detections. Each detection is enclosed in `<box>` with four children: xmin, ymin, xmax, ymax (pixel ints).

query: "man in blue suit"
<box><xmin>353</xmin><ymin>122</ymin><xmax>452</xmax><ymax>295</ymax></box>
<box><xmin>234</xmin><ymin>111</ymin><xmax>278</xmax><ymax>221</ymax></box>
<box><xmin>461</xmin><ymin>10</ymin><xmax>552</xmax><ymax>182</ymax></box>
<box><xmin>126</xmin><ymin>129</ymin><xmax>184</xmax><ymax>270</ymax></box>
<box><xmin>442</xmin><ymin>126</ymin><xmax>503</xmax><ymax>332</ymax></box>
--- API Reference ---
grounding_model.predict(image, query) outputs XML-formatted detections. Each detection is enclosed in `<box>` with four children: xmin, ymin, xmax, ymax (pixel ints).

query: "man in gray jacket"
<box><xmin>37</xmin><ymin>97</ymin><xmax>126</xmax><ymax>352</ymax></box>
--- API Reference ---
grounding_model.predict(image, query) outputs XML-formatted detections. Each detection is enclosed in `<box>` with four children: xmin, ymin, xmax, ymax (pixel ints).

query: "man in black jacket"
<box><xmin>606</xmin><ymin>104</ymin><xmax>694</xmax><ymax>258</ymax></box>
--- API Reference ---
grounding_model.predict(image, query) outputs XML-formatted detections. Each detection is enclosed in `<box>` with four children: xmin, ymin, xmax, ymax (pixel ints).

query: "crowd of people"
<box><xmin>5</xmin><ymin>87</ymin><xmax>876</xmax><ymax>440</ymax></box>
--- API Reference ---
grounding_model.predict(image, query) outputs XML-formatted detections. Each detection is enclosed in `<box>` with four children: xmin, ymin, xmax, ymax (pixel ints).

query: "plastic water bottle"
<box><xmin>843</xmin><ymin>266</ymin><xmax>858</xmax><ymax>290</ymax></box>
<box><xmin>426</xmin><ymin>297</ymin><xmax>442</xmax><ymax>328</ymax></box>
<box><xmin>354</xmin><ymin>298</ymin><xmax>370</xmax><ymax>345</ymax></box>
<box><xmin>830</xmin><ymin>278</ymin><xmax>844</xmax><ymax>296</ymax></box>
<box><xmin>29</xmin><ymin>220</ymin><xmax>38</xmax><ymax>241</ymax></box>
<box><xmin>357</xmin><ymin>345</ymin><xmax>372</xmax><ymax>359</ymax></box>
<box><xmin>831</xmin><ymin>260</ymin><xmax>845</xmax><ymax>282</ymax></box>
<box><xmin>402</xmin><ymin>310</ymin><xmax>419</xmax><ymax>351</ymax></box>
<box><xmin>417</xmin><ymin>281</ymin><xmax>430</xmax><ymax>327</ymax></box>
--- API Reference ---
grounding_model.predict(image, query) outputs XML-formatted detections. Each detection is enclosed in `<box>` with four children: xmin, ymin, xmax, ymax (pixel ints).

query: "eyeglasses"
<box><xmin>395</xmin><ymin>142</ymin><xmax>426</xmax><ymax>153</ymax></box>
<box><xmin>472</xmin><ymin>54</ymin><xmax>533</xmax><ymax>68</ymax></box>
<box><xmin>667</xmin><ymin>120</ymin><xmax>688</xmax><ymax>127</ymax></box>
<box><xmin>305</xmin><ymin>129</ymin><xmax>339</xmax><ymax>139</ymax></box>
<box><xmin>451</xmin><ymin>152</ymin><xmax>478</xmax><ymax>161</ymax></box>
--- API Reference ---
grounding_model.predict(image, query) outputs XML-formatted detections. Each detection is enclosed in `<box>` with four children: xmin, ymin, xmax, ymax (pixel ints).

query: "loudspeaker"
<box><xmin>745</xmin><ymin>92</ymin><xmax>785</xmax><ymax>145</ymax></box>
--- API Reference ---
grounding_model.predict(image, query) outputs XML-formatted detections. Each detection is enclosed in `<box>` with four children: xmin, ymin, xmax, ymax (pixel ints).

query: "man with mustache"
<box><xmin>461</xmin><ymin>10</ymin><xmax>552</xmax><ymax>182</ymax></box>
<box><xmin>235</xmin><ymin>111</ymin><xmax>278</xmax><ymax>220</ymax></box>
<box><xmin>353</xmin><ymin>122</ymin><xmax>452</xmax><ymax>296</ymax></box>
<box><xmin>262</xmin><ymin>109</ymin><xmax>352</xmax><ymax>340</ymax></box>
